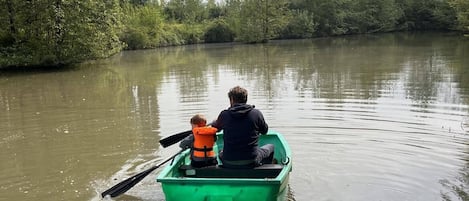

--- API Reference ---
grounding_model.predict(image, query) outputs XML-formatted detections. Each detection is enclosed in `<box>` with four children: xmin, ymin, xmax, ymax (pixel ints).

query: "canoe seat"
<box><xmin>179</xmin><ymin>164</ymin><xmax>283</xmax><ymax>178</ymax></box>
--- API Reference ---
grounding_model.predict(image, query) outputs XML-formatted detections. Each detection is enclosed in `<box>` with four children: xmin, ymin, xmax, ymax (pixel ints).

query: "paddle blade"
<box><xmin>159</xmin><ymin>130</ymin><xmax>192</xmax><ymax>148</ymax></box>
<box><xmin>101</xmin><ymin>149</ymin><xmax>185</xmax><ymax>198</ymax></box>
<box><xmin>101</xmin><ymin>166</ymin><xmax>157</xmax><ymax>198</ymax></box>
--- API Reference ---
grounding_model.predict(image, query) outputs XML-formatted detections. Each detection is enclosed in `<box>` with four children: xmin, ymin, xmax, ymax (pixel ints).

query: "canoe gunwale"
<box><xmin>157</xmin><ymin>131</ymin><xmax>292</xmax><ymax>181</ymax></box>
<box><xmin>156</xmin><ymin>131</ymin><xmax>292</xmax><ymax>201</ymax></box>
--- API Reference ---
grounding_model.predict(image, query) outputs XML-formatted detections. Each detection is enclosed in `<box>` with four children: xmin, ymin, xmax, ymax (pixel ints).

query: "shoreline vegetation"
<box><xmin>1</xmin><ymin>0</ymin><xmax>468</xmax><ymax>69</ymax></box>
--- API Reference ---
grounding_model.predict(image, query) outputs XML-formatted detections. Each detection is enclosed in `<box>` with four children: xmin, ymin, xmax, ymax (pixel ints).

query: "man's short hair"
<box><xmin>228</xmin><ymin>86</ymin><xmax>248</xmax><ymax>104</ymax></box>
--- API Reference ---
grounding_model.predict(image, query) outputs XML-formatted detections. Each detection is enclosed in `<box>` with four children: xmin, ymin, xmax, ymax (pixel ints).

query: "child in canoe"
<box><xmin>179</xmin><ymin>114</ymin><xmax>218</xmax><ymax>168</ymax></box>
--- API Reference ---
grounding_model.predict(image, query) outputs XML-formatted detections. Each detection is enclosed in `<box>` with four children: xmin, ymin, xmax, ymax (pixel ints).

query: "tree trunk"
<box><xmin>6</xmin><ymin>0</ymin><xmax>16</xmax><ymax>36</ymax></box>
<box><xmin>263</xmin><ymin>0</ymin><xmax>268</xmax><ymax>42</ymax></box>
<box><xmin>54</xmin><ymin>0</ymin><xmax>64</xmax><ymax>63</ymax></box>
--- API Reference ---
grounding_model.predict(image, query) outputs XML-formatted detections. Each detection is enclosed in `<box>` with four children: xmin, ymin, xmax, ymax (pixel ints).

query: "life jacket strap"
<box><xmin>193</xmin><ymin>146</ymin><xmax>213</xmax><ymax>152</ymax></box>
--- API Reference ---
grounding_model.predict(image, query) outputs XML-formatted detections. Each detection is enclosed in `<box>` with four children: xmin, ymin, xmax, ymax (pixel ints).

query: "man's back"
<box><xmin>213</xmin><ymin>103</ymin><xmax>268</xmax><ymax>161</ymax></box>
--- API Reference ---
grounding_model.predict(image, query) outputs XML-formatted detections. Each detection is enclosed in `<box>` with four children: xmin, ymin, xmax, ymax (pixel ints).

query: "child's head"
<box><xmin>190</xmin><ymin>114</ymin><xmax>207</xmax><ymax>128</ymax></box>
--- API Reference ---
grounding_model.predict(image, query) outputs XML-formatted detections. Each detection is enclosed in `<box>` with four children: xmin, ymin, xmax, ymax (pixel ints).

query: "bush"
<box><xmin>204</xmin><ymin>19</ymin><xmax>235</xmax><ymax>43</ymax></box>
<box><xmin>0</xmin><ymin>33</ymin><xmax>15</xmax><ymax>47</ymax></box>
<box><xmin>157</xmin><ymin>23</ymin><xmax>205</xmax><ymax>46</ymax></box>
<box><xmin>120</xmin><ymin>4</ymin><xmax>164</xmax><ymax>49</ymax></box>
<box><xmin>280</xmin><ymin>10</ymin><xmax>316</xmax><ymax>39</ymax></box>
<box><xmin>121</xmin><ymin>28</ymin><xmax>150</xmax><ymax>50</ymax></box>
<box><xmin>181</xmin><ymin>24</ymin><xmax>204</xmax><ymax>44</ymax></box>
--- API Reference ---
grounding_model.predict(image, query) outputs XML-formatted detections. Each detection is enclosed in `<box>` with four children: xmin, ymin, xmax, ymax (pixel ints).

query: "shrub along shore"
<box><xmin>1</xmin><ymin>0</ymin><xmax>468</xmax><ymax>68</ymax></box>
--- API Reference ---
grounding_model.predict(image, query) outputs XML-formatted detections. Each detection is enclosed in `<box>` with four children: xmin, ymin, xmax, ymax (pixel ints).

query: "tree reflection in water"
<box><xmin>440</xmin><ymin>163</ymin><xmax>469</xmax><ymax>201</ymax></box>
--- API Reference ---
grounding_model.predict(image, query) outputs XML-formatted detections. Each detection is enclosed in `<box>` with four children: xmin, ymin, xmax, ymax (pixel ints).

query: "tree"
<box><xmin>163</xmin><ymin>0</ymin><xmax>207</xmax><ymax>23</ymax></box>
<box><xmin>238</xmin><ymin>0</ymin><xmax>290</xmax><ymax>43</ymax></box>
<box><xmin>49</xmin><ymin>0</ymin><xmax>124</xmax><ymax>63</ymax></box>
<box><xmin>0</xmin><ymin>0</ymin><xmax>124</xmax><ymax>67</ymax></box>
<box><xmin>345</xmin><ymin>0</ymin><xmax>402</xmax><ymax>33</ymax></box>
<box><xmin>297</xmin><ymin>0</ymin><xmax>350</xmax><ymax>36</ymax></box>
<box><xmin>207</xmin><ymin>0</ymin><xmax>224</xmax><ymax>19</ymax></box>
<box><xmin>204</xmin><ymin>18</ymin><xmax>235</xmax><ymax>42</ymax></box>
<box><xmin>120</xmin><ymin>3</ymin><xmax>165</xmax><ymax>49</ymax></box>
<box><xmin>398</xmin><ymin>0</ymin><xmax>456</xmax><ymax>30</ymax></box>
<box><xmin>449</xmin><ymin>0</ymin><xmax>469</xmax><ymax>33</ymax></box>
<box><xmin>223</xmin><ymin>0</ymin><xmax>243</xmax><ymax>39</ymax></box>
<box><xmin>280</xmin><ymin>9</ymin><xmax>316</xmax><ymax>39</ymax></box>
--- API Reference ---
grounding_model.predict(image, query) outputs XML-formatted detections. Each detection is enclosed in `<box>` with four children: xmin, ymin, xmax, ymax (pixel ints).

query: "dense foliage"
<box><xmin>0</xmin><ymin>0</ymin><xmax>123</xmax><ymax>67</ymax></box>
<box><xmin>1</xmin><ymin>0</ymin><xmax>468</xmax><ymax>68</ymax></box>
<box><xmin>449</xmin><ymin>0</ymin><xmax>469</xmax><ymax>33</ymax></box>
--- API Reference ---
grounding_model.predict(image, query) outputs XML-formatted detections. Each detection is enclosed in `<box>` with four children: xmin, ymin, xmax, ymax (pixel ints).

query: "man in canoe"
<box><xmin>180</xmin><ymin>114</ymin><xmax>218</xmax><ymax>168</ymax></box>
<box><xmin>212</xmin><ymin>86</ymin><xmax>275</xmax><ymax>169</ymax></box>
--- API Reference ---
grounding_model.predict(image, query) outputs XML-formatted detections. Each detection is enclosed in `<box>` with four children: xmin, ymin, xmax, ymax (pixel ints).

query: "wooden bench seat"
<box><xmin>179</xmin><ymin>164</ymin><xmax>284</xmax><ymax>178</ymax></box>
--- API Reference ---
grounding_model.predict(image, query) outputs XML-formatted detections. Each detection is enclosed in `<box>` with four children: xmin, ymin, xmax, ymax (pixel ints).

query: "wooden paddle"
<box><xmin>101</xmin><ymin>149</ymin><xmax>185</xmax><ymax>198</ymax></box>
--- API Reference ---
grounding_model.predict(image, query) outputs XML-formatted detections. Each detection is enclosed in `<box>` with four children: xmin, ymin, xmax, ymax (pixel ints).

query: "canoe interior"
<box><xmin>179</xmin><ymin>164</ymin><xmax>284</xmax><ymax>178</ymax></box>
<box><xmin>159</xmin><ymin>131</ymin><xmax>291</xmax><ymax>179</ymax></box>
<box><xmin>156</xmin><ymin>131</ymin><xmax>292</xmax><ymax>201</ymax></box>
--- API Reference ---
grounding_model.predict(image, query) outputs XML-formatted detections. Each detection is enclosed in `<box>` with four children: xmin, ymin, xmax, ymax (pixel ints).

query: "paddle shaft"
<box><xmin>159</xmin><ymin>123</ymin><xmax>214</xmax><ymax>148</ymax></box>
<box><xmin>101</xmin><ymin>149</ymin><xmax>185</xmax><ymax>198</ymax></box>
<box><xmin>159</xmin><ymin>130</ymin><xmax>192</xmax><ymax>148</ymax></box>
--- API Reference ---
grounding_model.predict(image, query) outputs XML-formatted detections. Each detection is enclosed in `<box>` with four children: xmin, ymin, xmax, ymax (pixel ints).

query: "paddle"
<box><xmin>159</xmin><ymin>130</ymin><xmax>192</xmax><ymax>148</ymax></box>
<box><xmin>159</xmin><ymin>123</ymin><xmax>215</xmax><ymax>148</ymax></box>
<box><xmin>101</xmin><ymin>149</ymin><xmax>185</xmax><ymax>198</ymax></box>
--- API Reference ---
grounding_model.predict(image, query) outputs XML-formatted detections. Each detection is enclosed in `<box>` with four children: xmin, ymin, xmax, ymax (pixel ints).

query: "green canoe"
<box><xmin>156</xmin><ymin>131</ymin><xmax>292</xmax><ymax>201</ymax></box>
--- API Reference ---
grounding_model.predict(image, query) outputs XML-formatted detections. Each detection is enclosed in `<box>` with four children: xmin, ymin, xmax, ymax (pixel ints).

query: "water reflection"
<box><xmin>0</xmin><ymin>65</ymin><xmax>164</xmax><ymax>200</ymax></box>
<box><xmin>103</xmin><ymin>32</ymin><xmax>469</xmax><ymax>201</ymax></box>
<box><xmin>1</xmin><ymin>32</ymin><xmax>468</xmax><ymax>201</ymax></box>
<box><xmin>440</xmin><ymin>159</ymin><xmax>469</xmax><ymax>201</ymax></box>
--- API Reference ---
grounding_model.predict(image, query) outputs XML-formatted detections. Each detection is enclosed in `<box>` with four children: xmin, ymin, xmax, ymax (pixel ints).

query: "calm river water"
<box><xmin>1</xmin><ymin>32</ymin><xmax>469</xmax><ymax>201</ymax></box>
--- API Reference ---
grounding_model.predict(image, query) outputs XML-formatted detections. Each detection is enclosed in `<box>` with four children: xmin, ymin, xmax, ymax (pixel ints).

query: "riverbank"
<box><xmin>1</xmin><ymin>0</ymin><xmax>468</xmax><ymax>69</ymax></box>
<box><xmin>1</xmin><ymin>31</ymin><xmax>466</xmax><ymax>72</ymax></box>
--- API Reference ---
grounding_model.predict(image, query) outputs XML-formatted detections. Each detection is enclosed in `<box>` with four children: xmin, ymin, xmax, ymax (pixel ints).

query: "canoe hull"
<box><xmin>161</xmin><ymin>177</ymin><xmax>289</xmax><ymax>201</ymax></box>
<box><xmin>157</xmin><ymin>131</ymin><xmax>292</xmax><ymax>201</ymax></box>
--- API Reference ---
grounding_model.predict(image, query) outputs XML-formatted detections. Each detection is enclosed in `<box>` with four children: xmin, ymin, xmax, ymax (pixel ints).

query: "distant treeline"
<box><xmin>1</xmin><ymin>0</ymin><xmax>468</xmax><ymax>68</ymax></box>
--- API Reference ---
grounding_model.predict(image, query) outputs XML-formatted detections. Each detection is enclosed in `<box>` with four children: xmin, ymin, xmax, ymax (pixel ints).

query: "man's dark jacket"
<box><xmin>212</xmin><ymin>103</ymin><xmax>268</xmax><ymax>161</ymax></box>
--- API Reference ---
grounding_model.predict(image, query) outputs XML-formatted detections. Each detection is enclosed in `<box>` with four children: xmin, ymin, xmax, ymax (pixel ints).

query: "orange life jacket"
<box><xmin>192</xmin><ymin>126</ymin><xmax>218</xmax><ymax>158</ymax></box>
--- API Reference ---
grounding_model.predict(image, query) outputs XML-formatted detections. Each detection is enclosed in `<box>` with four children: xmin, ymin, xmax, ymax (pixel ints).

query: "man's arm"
<box><xmin>256</xmin><ymin>110</ymin><xmax>268</xmax><ymax>135</ymax></box>
<box><xmin>211</xmin><ymin>111</ymin><xmax>224</xmax><ymax>130</ymax></box>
